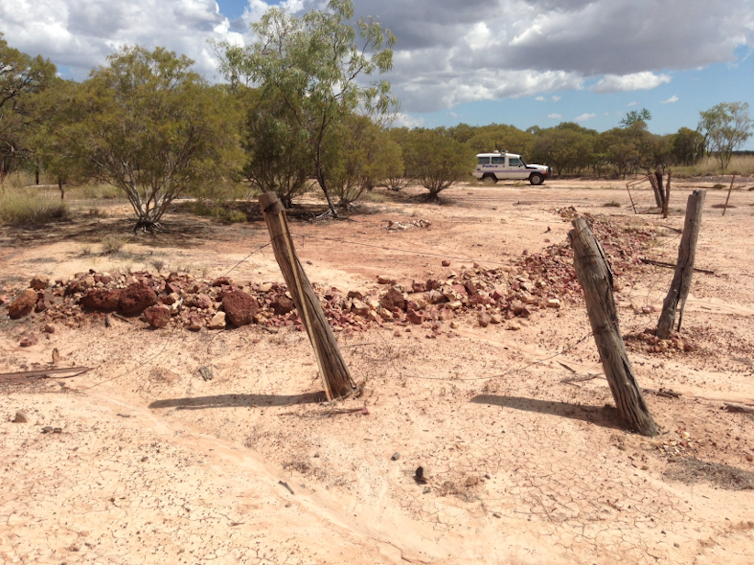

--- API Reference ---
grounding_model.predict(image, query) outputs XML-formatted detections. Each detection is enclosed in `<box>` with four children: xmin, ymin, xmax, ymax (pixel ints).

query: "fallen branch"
<box><xmin>640</xmin><ymin>257</ymin><xmax>714</xmax><ymax>275</ymax></box>
<box><xmin>0</xmin><ymin>367</ymin><xmax>91</xmax><ymax>383</ymax></box>
<box><xmin>723</xmin><ymin>403</ymin><xmax>754</xmax><ymax>414</ymax></box>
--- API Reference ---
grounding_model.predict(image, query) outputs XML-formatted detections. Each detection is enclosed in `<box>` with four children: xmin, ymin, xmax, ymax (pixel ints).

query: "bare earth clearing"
<box><xmin>1</xmin><ymin>179</ymin><xmax>753</xmax><ymax>565</ymax></box>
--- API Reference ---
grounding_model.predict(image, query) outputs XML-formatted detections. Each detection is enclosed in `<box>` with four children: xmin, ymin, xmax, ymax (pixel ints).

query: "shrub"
<box><xmin>100</xmin><ymin>234</ymin><xmax>128</xmax><ymax>255</ymax></box>
<box><xmin>0</xmin><ymin>189</ymin><xmax>68</xmax><ymax>225</ymax></box>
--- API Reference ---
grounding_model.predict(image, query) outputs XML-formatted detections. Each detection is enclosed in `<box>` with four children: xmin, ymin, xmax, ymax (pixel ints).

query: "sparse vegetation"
<box><xmin>100</xmin><ymin>234</ymin><xmax>129</xmax><ymax>255</ymax></box>
<box><xmin>603</xmin><ymin>200</ymin><xmax>621</xmax><ymax>207</ymax></box>
<box><xmin>0</xmin><ymin>187</ymin><xmax>68</xmax><ymax>225</ymax></box>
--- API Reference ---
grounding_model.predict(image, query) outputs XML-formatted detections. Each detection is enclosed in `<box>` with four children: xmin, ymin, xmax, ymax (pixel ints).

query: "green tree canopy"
<box><xmin>698</xmin><ymin>102</ymin><xmax>753</xmax><ymax>170</ymax></box>
<box><xmin>403</xmin><ymin>128</ymin><xmax>475</xmax><ymax>199</ymax></box>
<box><xmin>213</xmin><ymin>0</ymin><xmax>397</xmax><ymax>216</ymax></box>
<box><xmin>69</xmin><ymin>45</ymin><xmax>242</xmax><ymax>230</ymax></box>
<box><xmin>0</xmin><ymin>33</ymin><xmax>57</xmax><ymax>181</ymax></box>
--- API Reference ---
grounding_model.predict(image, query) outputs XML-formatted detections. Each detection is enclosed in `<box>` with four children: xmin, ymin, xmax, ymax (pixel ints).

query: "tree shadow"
<box><xmin>470</xmin><ymin>394</ymin><xmax>625</xmax><ymax>431</ymax></box>
<box><xmin>148</xmin><ymin>391</ymin><xmax>327</xmax><ymax>411</ymax></box>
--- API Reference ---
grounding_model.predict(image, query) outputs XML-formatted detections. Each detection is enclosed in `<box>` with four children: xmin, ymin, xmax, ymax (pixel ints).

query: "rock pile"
<box><xmin>2</xmin><ymin>211</ymin><xmax>658</xmax><ymax>338</ymax></box>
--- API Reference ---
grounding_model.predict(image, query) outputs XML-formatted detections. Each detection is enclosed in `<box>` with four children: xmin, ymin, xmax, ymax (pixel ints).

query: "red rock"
<box><xmin>0</xmin><ymin>295</ymin><xmax>8</xmax><ymax>305</ymax></box>
<box><xmin>8</xmin><ymin>289</ymin><xmax>37</xmax><ymax>319</ymax></box>
<box><xmin>166</xmin><ymin>282</ymin><xmax>182</xmax><ymax>295</ymax></box>
<box><xmin>119</xmin><ymin>283</ymin><xmax>157</xmax><ymax>315</ymax></box>
<box><xmin>35</xmin><ymin>290</ymin><xmax>56</xmax><ymax>313</ymax></box>
<box><xmin>211</xmin><ymin>277</ymin><xmax>232</xmax><ymax>287</ymax></box>
<box><xmin>81</xmin><ymin>289</ymin><xmax>122</xmax><ymax>312</ymax></box>
<box><xmin>442</xmin><ymin>260</ymin><xmax>451</xmax><ymax>267</ymax></box>
<box><xmin>347</xmin><ymin>290</ymin><xmax>363</xmax><ymax>299</ymax></box>
<box><xmin>478</xmin><ymin>313</ymin><xmax>491</xmax><ymax>327</ymax></box>
<box><xmin>380</xmin><ymin>288</ymin><xmax>405</xmax><ymax>311</ymax></box>
<box><xmin>222</xmin><ymin>290</ymin><xmax>259</xmax><ymax>326</ymax></box>
<box><xmin>43</xmin><ymin>324</ymin><xmax>55</xmax><ymax>334</ymax></box>
<box><xmin>271</xmin><ymin>295</ymin><xmax>295</xmax><ymax>316</ymax></box>
<box><xmin>406</xmin><ymin>309</ymin><xmax>424</xmax><ymax>325</ymax></box>
<box><xmin>411</xmin><ymin>280</ymin><xmax>427</xmax><ymax>293</ymax></box>
<box><xmin>426</xmin><ymin>279</ymin><xmax>441</xmax><ymax>290</ymax></box>
<box><xmin>187</xmin><ymin>313</ymin><xmax>203</xmax><ymax>331</ymax></box>
<box><xmin>144</xmin><ymin>305</ymin><xmax>171</xmax><ymax>328</ymax></box>
<box><xmin>438</xmin><ymin>308</ymin><xmax>454</xmax><ymax>321</ymax></box>
<box><xmin>351</xmin><ymin>299</ymin><xmax>370</xmax><ymax>317</ymax></box>
<box><xmin>19</xmin><ymin>333</ymin><xmax>38</xmax><ymax>347</ymax></box>
<box><xmin>189</xmin><ymin>293</ymin><xmax>212</xmax><ymax>309</ymax></box>
<box><xmin>30</xmin><ymin>275</ymin><xmax>50</xmax><ymax>290</ymax></box>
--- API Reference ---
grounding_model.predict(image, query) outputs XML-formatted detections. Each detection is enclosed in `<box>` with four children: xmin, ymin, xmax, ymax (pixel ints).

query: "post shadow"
<box><xmin>148</xmin><ymin>391</ymin><xmax>327</xmax><ymax>411</ymax></box>
<box><xmin>470</xmin><ymin>394</ymin><xmax>625</xmax><ymax>431</ymax></box>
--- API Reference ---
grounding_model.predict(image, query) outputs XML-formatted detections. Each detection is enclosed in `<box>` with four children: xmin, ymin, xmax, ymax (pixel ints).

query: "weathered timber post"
<box><xmin>662</xmin><ymin>170</ymin><xmax>671</xmax><ymax>219</ymax></box>
<box><xmin>569</xmin><ymin>218</ymin><xmax>659</xmax><ymax>436</ymax></box>
<box><xmin>259</xmin><ymin>192</ymin><xmax>355</xmax><ymax>399</ymax></box>
<box><xmin>722</xmin><ymin>173</ymin><xmax>736</xmax><ymax>217</ymax></box>
<box><xmin>657</xmin><ymin>190</ymin><xmax>706</xmax><ymax>339</ymax></box>
<box><xmin>648</xmin><ymin>172</ymin><xmax>663</xmax><ymax>208</ymax></box>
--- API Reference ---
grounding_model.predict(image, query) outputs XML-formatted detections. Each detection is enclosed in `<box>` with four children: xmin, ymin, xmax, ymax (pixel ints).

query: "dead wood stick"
<box><xmin>722</xmin><ymin>173</ymin><xmax>736</xmax><ymax>217</ymax></box>
<box><xmin>723</xmin><ymin>403</ymin><xmax>754</xmax><ymax>414</ymax></box>
<box><xmin>0</xmin><ymin>367</ymin><xmax>90</xmax><ymax>382</ymax></box>
<box><xmin>560</xmin><ymin>374</ymin><xmax>602</xmax><ymax>384</ymax></box>
<box><xmin>639</xmin><ymin>258</ymin><xmax>714</xmax><ymax>275</ymax></box>
<box><xmin>569</xmin><ymin>218</ymin><xmax>659</xmax><ymax>436</ymax></box>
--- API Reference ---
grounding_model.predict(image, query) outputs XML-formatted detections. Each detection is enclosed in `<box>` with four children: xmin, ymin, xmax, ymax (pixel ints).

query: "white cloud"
<box><xmin>591</xmin><ymin>72</ymin><xmax>672</xmax><ymax>93</ymax></box>
<box><xmin>1</xmin><ymin>0</ymin><xmax>753</xmax><ymax>115</ymax></box>
<box><xmin>661</xmin><ymin>95</ymin><xmax>679</xmax><ymax>103</ymax></box>
<box><xmin>575</xmin><ymin>113</ymin><xmax>596</xmax><ymax>122</ymax></box>
<box><xmin>552</xmin><ymin>95</ymin><xmax>561</xmax><ymax>102</ymax></box>
<box><xmin>627</xmin><ymin>101</ymin><xmax>638</xmax><ymax>106</ymax></box>
<box><xmin>391</xmin><ymin>113</ymin><xmax>425</xmax><ymax>128</ymax></box>
<box><xmin>547</xmin><ymin>113</ymin><xmax>563</xmax><ymax>119</ymax></box>
<box><xmin>535</xmin><ymin>96</ymin><xmax>546</xmax><ymax>101</ymax></box>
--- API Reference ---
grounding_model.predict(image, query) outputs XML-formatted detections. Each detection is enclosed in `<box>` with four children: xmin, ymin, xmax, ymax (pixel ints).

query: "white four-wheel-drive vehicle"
<box><xmin>473</xmin><ymin>151</ymin><xmax>552</xmax><ymax>185</ymax></box>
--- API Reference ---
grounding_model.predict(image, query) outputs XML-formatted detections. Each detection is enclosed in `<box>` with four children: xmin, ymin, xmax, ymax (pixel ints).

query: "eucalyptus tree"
<box><xmin>403</xmin><ymin>128</ymin><xmax>475</xmax><ymax>199</ymax></box>
<box><xmin>0</xmin><ymin>33</ymin><xmax>56</xmax><ymax>183</ymax></box>
<box><xmin>72</xmin><ymin>46</ymin><xmax>242</xmax><ymax>231</ymax></box>
<box><xmin>698</xmin><ymin>102</ymin><xmax>752</xmax><ymax>170</ymax></box>
<box><xmin>214</xmin><ymin>0</ymin><xmax>397</xmax><ymax>217</ymax></box>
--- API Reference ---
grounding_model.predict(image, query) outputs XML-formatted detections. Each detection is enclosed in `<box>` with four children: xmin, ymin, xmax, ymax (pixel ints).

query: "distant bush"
<box><xmin>0</xmin><ymin>189</ymin><xmax>68</xmax><ymax>225</ymax></box>
<box><xmin>100</xmin><ymin>234</ymin><xmax>129</xmax><ymax>255</ymax></box>
<box><xmin>603</xmin><ymin>200</ymin><xmax>621</xmax><ymax>207</ymax></box>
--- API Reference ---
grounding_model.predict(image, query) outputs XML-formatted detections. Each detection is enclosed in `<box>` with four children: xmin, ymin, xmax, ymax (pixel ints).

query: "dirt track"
<box><xmin>2</xmin><ymin>180</ymin><xmax>753</xmax><ymax>564</ymax></box>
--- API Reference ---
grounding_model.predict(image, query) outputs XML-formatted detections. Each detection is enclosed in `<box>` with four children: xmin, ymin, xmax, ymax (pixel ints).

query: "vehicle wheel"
<box><xmin>482</xmin><ymin>174</ymin><xmax>498</xmax><ymax>184</ymax></box>
<box><xmin>529</xmin><ymin>173</ymin><xmax>544</xmax><ymax>186</ymax></box>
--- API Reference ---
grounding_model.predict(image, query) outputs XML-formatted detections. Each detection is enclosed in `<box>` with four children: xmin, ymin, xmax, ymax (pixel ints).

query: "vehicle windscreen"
<box><xmin>477</xmin><ymin>157</ymin><xmax>490</xmax><ymax>165</ymax></box>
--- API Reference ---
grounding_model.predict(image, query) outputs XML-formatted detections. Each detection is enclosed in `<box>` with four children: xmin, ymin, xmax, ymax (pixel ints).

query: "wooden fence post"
<box><xmin>657</xmin><ymin>190</ymin><xmax>706</xmax><ymax>339</ymax></box>
<box><xmin>662</xmin><ymin>170</ymin><xmax>671</xmax><ymax>219</ymax></box>
<box><xmin>259</xmin><ymin>192</ymin><xmax>355</xmax><ymax>400</ymax></box>
<box><xmin>569</xmin><ymin>218</ymin><xmax>659</xmax><ymax>437</ymax></box>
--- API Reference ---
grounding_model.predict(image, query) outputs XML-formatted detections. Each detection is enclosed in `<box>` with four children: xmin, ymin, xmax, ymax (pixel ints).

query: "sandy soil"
<box><xmin>1</xmin><ymin>179</ymin><xmax>753</xmax><ymax>565</ymax></box>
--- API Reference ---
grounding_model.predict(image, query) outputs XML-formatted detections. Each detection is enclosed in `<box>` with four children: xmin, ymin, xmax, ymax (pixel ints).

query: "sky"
<box><xmin>2</xmin><ymin>0</ymin><xmax>753</xmax><ymax>148</ymax></box>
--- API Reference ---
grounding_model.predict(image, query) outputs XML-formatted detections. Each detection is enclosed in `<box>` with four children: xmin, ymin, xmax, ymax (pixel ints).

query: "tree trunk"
<box><xmin>58</xmin><ymin>178</ymin><xmax>65</xmax><ymax>200</ymax></box>
<box><xmin>259</xmin><ymin>192</ymin><xmax>355</xmax><ymax>399</ymax></box>
<box><xmin>657</xmin><ymin>191</ymin><xmax>706</xmax><ymax>339</ymax></box>
<box><xmin>569</xmin><ymin>218</ymin><xmax>659</xmax><ymax>437</ymax></box>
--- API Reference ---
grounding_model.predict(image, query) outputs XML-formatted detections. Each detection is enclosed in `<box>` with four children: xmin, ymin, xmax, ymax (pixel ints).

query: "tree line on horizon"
<box><xmin>1</xmin><ymin>0</ymin><xmax>752</xmax><ymax>228</ymax></box>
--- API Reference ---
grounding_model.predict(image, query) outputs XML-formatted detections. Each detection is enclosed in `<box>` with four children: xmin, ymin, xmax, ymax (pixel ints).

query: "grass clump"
<box><xmin>603</xmin><ymin>200</ymin><xmax>621</xmax><ymax>207</ymax></box>
<box><xmin>0</xmin><ymin>189</ymin><xmax>68</xmax><ymax>225</ymax></box>
<box><xmin>100</xmin><ymin>234</ymin><xmax>129</xmax><ymax>255</ymax></box>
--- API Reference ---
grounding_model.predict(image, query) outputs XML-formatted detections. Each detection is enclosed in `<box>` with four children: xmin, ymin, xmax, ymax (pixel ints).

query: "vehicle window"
<box><xmin>491</xmin><ymin>156</ymin><xmax>506</xmax><ymax>164</ymax></box>
<box><xmin>509</xmin><ymin>158</ymin><xmax>521</xmax><ymax>166</ymax></box>
<box><xmin>477</xmin><ymin>157</ymin><xmax>490</xmax><ymax>165</ymax></box>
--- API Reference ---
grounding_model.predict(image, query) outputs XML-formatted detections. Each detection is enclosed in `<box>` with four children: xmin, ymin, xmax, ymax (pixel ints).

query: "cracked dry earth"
<box><xmin>2</xmin><ymin>180</ymin><xmax>754</xmax><ymax>564</ymax></box>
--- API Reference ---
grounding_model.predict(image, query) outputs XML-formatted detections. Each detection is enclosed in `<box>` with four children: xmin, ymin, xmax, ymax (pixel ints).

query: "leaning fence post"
<box><xmin>657</xmin><ymin>190</ymin><xmax>706</xmax><ymax>339</ymax></box>
<box><xmin>569</xmin><ymin>218</ymin><xmax>659</xmax><ymax>437</ymax></box>
<box><xmin>259</xmin><ymin>192</ymin><xmax>355</xmax><ymax>399</ymax></box>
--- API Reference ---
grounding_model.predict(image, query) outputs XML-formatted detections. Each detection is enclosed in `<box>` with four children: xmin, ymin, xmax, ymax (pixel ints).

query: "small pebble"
<box><xmin>391</xmin><ymin>452</ymin><xmax>400</xmax><ymax>461</ymax></box>
<box><xmin>13</xmin><ymin>411</ymin><xmax>28</xmax><ymax>423</ymax></box>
